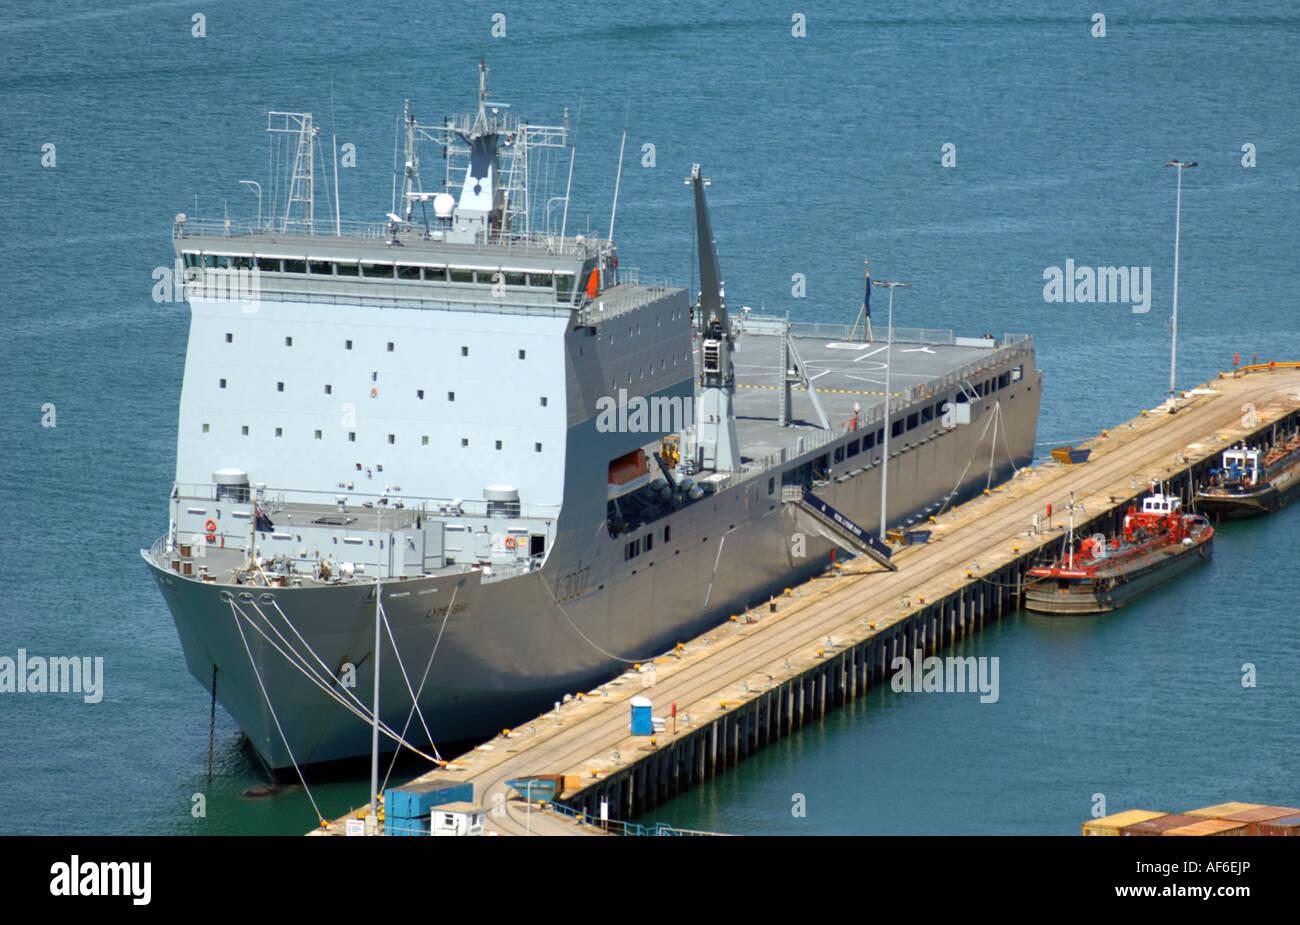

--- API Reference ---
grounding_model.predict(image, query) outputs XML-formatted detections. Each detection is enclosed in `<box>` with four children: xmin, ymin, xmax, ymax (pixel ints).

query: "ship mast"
<box><xmin>689</xmin><ymin>164</ymin><xmax>740</xmax><ymax>471</ymax></box>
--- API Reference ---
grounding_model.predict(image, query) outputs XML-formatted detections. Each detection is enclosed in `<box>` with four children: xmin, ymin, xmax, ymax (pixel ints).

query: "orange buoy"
<box><xmin>204</xmin><ymin>519</ymin><xmax>217</xmax><ymax>542</ymax></box>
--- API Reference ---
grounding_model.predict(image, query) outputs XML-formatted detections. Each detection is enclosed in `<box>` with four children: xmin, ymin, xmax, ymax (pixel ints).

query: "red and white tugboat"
<box><xmin>1024</xmin><ymin>490</ymin><xmax>1213</xmax><ymax>615</ymax></box>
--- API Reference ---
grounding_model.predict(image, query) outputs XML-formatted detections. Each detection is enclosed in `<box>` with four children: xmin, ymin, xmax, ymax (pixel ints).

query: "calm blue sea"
<box><xmin>1</xmin><ymin>1</ymin><xmax>1297</xmax><ymax>835</ymax></box>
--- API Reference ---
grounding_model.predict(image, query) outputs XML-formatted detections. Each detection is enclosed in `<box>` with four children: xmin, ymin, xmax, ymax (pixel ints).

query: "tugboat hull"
<box><xmin>1194</xmin><ymin>487</ymin><xmax>1279</xmax><ymax>520</ymax></box>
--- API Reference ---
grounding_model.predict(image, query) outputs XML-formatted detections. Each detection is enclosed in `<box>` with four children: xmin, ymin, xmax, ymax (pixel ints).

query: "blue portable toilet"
<box><xmin>630</xmin><ymin>695</ymin><xmax>653</xmax><ymax>735</ymax></box>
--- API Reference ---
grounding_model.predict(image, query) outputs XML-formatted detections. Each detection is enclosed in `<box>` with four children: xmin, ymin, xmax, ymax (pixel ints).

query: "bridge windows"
<box><xmin>397</xmin><ymin>265</ymin><xmax>420</xmax><ymax>280</ymax></box>
<box><xmin>363</xmin><ymin>263</ymin><xmax>394</xmax><ymax>278</ymax></box>
<box><xmin>309</xmin><ymin>260</ymin><xmax>332</xmax><ymax>274</ymax></box>
<box><xmin>336</xmin><ymin>262</ymin><xmax>359</xmax><ymax>277</ymax></box>
<box><xmin>282</xmin><ymin>259</ymin><xmax>306</xmax><ymax>274</ymax></box>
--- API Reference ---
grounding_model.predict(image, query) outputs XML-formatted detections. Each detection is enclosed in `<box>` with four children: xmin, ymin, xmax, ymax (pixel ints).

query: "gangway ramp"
<box><xmin>785</xmin><ymin>486</ymin><xmax>897</xmax><ymax>571</ymax></box>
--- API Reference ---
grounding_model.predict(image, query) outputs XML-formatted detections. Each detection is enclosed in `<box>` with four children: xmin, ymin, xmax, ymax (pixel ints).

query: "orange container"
<box><xmin>1122</xmin><ymin>814</ymin><xmax>1202</xmax><ymax>836</ymax></box>
<box><xmin>1162</xmin><ymin>818</ymin><xmax>1248</xmax><ymax>836</ymax></box>
<box><xmin>1082</xmin><ymin>810</ymin><xmax>1165</xmax><ymax>836</ymax></box>
<box><xmin>1185</xmin><ymin>802</ymin><xmax>1265</xmax><ymax>819</ymax></box>
<box><xmin>1214</xmin><ymin>805</ymin><xmax>1300</xmax><ymax>836</ymax></box>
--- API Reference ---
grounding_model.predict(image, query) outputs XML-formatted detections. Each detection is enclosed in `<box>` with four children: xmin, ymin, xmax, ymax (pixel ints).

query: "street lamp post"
<box><xmin>873</xmin><ymin>279</ymin><xmax>911</xmax><ymax>539</ymax></box>
<box><xmin>1165</xmin><ymin>160</ymin><xmax>1196</xmax><ymax>413</ymax></box>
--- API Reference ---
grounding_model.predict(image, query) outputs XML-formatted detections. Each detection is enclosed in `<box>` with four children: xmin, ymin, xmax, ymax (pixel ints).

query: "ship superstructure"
<box><xmin>144</xmin><ymin>63</ymin><xmax>1042</xmax><ymax>772</ymax></box>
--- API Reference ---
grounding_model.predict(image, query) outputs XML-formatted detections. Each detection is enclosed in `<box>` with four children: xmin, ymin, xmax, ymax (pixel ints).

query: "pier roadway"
<box><xmin>314</xmin><ymin>368</ymin><xmax>1300</xmax><ymax>836</ymax></box>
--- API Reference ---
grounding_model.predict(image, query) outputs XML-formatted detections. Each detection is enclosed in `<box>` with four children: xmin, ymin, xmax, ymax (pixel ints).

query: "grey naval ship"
<box><xmin>144</xmin><ymin>62</ymin><xmax>1041</xmax><ymax>773</ymax></box>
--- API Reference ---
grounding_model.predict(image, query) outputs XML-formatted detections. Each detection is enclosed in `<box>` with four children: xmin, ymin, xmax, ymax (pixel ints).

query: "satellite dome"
<box><xmin>433</xmin><ymin>193</ymin><xmax>455</xmax><ymax>218</ymax></box>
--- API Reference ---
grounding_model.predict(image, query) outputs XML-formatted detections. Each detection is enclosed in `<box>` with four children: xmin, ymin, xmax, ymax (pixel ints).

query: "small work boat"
<box><xmin>1024</xmin><ymin>491</ymin><xmax>1213</xmax><ymax>615</ymax></box>
<box><xmin>1195</xmin><ymin>433</ymin><xmax>1300</xmax><ymax>519</ymax></box>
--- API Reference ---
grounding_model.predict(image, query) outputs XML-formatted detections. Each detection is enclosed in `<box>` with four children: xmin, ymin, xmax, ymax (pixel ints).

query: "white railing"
<box><xmin>171</xmin><ymin>482</ymin><xmax>561</xmax><ymax>522</ymax></box>
<box><xmin>174</xmin><ymin>216</ymin><xmax>597</xmax><ymax>258</ymax></box>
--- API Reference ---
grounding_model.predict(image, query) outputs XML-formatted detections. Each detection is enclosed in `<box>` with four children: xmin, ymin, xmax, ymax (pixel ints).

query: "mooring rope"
<box><xmin>540</xmin><ymin>570</ymin><xmax>661</xmax><ymax>665</ymax></box>
<box><xmin>380</xmin><ymin>584</ymin><xmax>458</xmax><ymax>793</ymax></box>
<box><xmin>230</xmin><ymin>596</ymin><xmax>438</xmax><ymax>761</ymax></box>
<box><xmin>228</xmin><ymin>598</ymin><xmax>325</xmax><ymax>826</ymax></box>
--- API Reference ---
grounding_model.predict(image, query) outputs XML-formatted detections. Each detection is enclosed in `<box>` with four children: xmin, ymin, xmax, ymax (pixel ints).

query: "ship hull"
<box><xmin>1024</xmin><ymin>534</ymin><xmax>1213</xmax><ymax>615</ymax></box>
<box><xmin>1194</xmin><ymin>487</ymin><xmax>1279</xmax><ymax>520</ymax></box>
<box><xmin>145</xmin><ymin>388</ymin><xmax>1038</xmax><ymax>771</ymax></box>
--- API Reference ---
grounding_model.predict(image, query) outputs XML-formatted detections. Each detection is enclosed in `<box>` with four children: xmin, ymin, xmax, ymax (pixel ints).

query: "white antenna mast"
<box><xmin>608</xmin><ymin>102</ymin><xmax>630</xmax><ymax>241</ymax></box>
<box><xmin>559</xmin><ymin>146</ymin><xmax>575</xmax><ymax>242</ymax></box>
<box><xmin>331</xmin><ymin>81</ymin><xmax>342</xmax><ymax>235</ymax></box>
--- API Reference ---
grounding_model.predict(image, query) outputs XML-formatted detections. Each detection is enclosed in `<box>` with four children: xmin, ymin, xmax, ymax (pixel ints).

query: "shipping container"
<box><xmin>1214</xmin><ymin>805</ymin><xmax>1300</xmax><ymax>836</ymax></box>
<box><xmin>1082</xmin><ymin>809</ymin><xmax>1165</xmax><ymax>836</ymax></box>
<box><xmin>1122</xmin><ymin>814</ymin><xmax>1202</xmax><ymax>836</ymax></box>
<box><xmin>1185</xmin><ymin>801</ymin><xmax>1265</xmax><ymax>819</ymax></box>
<box><xmin>384</xmin><ymin>779</ymin><xmax>473</xmax><ymax>818</ymax></box>
<box><xmin>1256</xmin><ymin>815</ymin><xmax>1300</xmax><ymax>837</ymax></box>
<box><xmin>385</xmin><ymin>815</ymin><xmax>431</xmax><ymax>837</ymax></box>
<box><xmin>1162</xmin><ymin>818</ymin><xmax>1248</xmax><ymax>836</ymax></box>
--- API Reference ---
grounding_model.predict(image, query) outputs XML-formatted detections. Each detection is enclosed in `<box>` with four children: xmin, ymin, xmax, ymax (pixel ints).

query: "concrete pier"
<box><xmin>314</xmin><ymin>367</ymin><xmax>1300</xmax><ymax>836</ymax></box>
